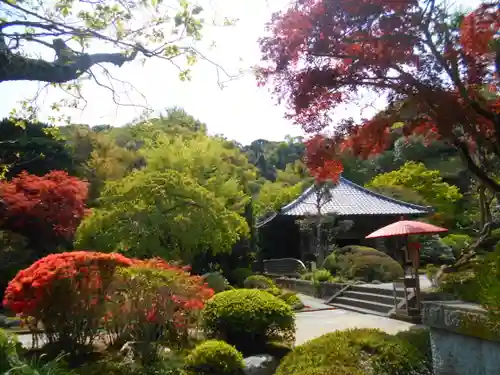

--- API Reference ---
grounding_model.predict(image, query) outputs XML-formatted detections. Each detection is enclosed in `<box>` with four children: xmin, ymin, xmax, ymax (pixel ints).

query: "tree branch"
<box><xmin>455</xmin><ymin>140</ymin><xmax>500</xmax><ymax>193</ymax></box>
<box><xmin>0</xmin><ymin>48</ymin><xmax>139</xmax><ymax>83</ymax></box>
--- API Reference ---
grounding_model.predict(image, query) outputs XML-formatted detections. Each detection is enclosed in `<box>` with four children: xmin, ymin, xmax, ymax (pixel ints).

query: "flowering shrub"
<box><xmin>3</xmin><ymin>251</ymin><xmax>132</xmax><ymax>349</ymax></box>
<box><xmin>104</xmin><ymin>258</ymin><xmax>214</xmax><ymax>362</ymax></box>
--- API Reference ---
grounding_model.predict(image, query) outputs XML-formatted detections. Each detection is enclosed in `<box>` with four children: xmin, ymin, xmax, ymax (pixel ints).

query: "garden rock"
<box><xmin>243</xmin><ymin>354</ymin><xmax>279</xmax><ymax>375</ymax></box>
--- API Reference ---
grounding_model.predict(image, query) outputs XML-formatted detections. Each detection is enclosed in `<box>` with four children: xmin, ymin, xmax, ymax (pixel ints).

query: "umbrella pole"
<box><xmin>404</xmin><ymin>235</ymin><xmax>421</xmax><ymax>315</ymax></box>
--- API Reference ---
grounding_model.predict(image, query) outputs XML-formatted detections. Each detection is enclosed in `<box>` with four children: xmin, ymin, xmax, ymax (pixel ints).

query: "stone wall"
<box><xmin>422</xmin><ymin>301</ymin><xmax>500</xmax><ymax>375</ymax></box>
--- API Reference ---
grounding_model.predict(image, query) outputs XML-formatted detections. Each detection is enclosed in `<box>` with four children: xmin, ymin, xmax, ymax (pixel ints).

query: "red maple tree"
<box><xmin>259</xmin><ymin>0</ymin><xmax>500</xmax><ymax>191</ymax></box>
<box><xmin>0</xmin><ymin>170</ymin><xmax>89</xmax><ymax>253</ymax></box>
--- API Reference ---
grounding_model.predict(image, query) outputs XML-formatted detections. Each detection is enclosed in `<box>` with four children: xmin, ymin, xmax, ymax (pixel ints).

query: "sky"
<box><xmin>0</xmin><ymin>0</ymin><xmax>479</xmax><ymax>145</ymax></box>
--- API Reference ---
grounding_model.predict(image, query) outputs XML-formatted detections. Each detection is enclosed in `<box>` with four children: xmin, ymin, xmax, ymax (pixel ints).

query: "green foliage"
<box><xmin>324</xmin><ymin>246</ymin><xmax>403</xmax><ymax>282</ymax></box>
<box><xmin>0</xmin><ymin>329</ymin><xmax>23</xmax><ymax>373</ymax></box>
<box><xmin>425</xmin><ymin>264</ymin><xmax>441</xmax><ymax>287</ymax></box>
<box><xmin>367</xmin><ymin>161</ymin><xmax>463</xmax><ymax>225</ymax></box>
<box><xmin>7</xmin><ymin>353</ymin><xmax>76</xmax><ymax>375</ymax></box>
<box><xmin>202</xmin><ymin>272</ymin><xmax>229</xmax><ymax>293</ymax></box>
<box><xmin>228</xmin><ymin>268</ymin><xmax>253</xmax><ymax>287</ymax></box>
<box><xmin>184</xmin><ymin>340</ymin><xmax>244</xmax><ymax>375</ymax></box>
<box><xmin>300</xmin><ymin>272</ymin><xmax>313</xmax><ymax>281</ymax></box>
<box><xmin>419</xmin><ymin>235</ymin><xmax>455</xmax><ymax>265</ymax></box>
<box><xmin>253</xmin><ymin>180</ymin><xmax>305</xmax><ymax>218</ymax></box>
<box><xmin>63</xmin><ymin>125</ymin><xmax>141</xmax><ymax>203</ymax></box>
<box><xmin>203</xmin><ymin>289</ymin><xmax>295</xmax><ymax>355</ymax></box>
<box><xmin>394</xmin><ymin>329</ymin><xmax>432</xmax><ymax>365</ymax></box>
<box><xmin>279</xmin><ymin>292</ymin><xmax>304</xmax><ymax>310</ymax></box>
<box><xmin>441</xmin><ymin>234</ymin><xmax>473</xmax><ymax>258</ymax></box>
<box><xmin>477</xmin><ymin>247</ymin><xmax>500</xmax><ymax>328</ymax></box>
<box><xmin>312</xmin><ymin>269</ymin><xmax>332</xmax><ymax>283</ymax></box>
<box><xmin>275</xmin><ymin>328</ymin><xmax>430</xmax><ymax>375</ymax></box>
<box><xmin>439</xmin><ymin>268</ymin><xmax>481</xmax><ymax>303</ymax></box>
<box><xmin>243</xmin><ymin>275</ymin><xmax>276</xmax><ymax>289</ymax></box>
<box><xmin>76</xmin><ymin>354</ymin><xmax>186</xmax><ymax>375</ymax></box>
<box><xmin>142</xmin><ymin>132</ymin><xmax>256</xmax><ymax>212</ymax></box>
<box><xmin>75</xmin><ymin>169</ymin><xmax>247</xmax><ymax>262</ymax></box>
<box><xmin>0</xmin><ymin>118</ymin><xmax>76</xmax><ymax>179</ymax></box>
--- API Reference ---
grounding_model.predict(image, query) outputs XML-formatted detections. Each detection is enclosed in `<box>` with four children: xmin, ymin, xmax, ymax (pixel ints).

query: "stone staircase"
<box><xmin>329</xmin><ymin>285</ymin><xmax>404</xmax><ymax>317</ymax></box>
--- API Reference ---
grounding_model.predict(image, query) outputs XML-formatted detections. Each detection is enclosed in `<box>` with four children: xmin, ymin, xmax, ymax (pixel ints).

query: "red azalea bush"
<box><xmin>104</xmin><ymin>258</ymin><xmax>214</xmax><ymax>361</ymax></box>
<box><xmin>3</xmin><ymin>252</ymin><xmax>213</xmax><ymax>356</ymax></box>
<box><xmin>3</xmin><ymin>251</ymin><xmax>132</xmax><ymax>349</ymax></box>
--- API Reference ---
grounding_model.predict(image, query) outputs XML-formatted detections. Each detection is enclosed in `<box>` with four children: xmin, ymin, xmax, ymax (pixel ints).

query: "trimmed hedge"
<box><xmin>185</xmin><ymin>340</ymin><xmax>244</xmax><ymax>375</ymax></box>
<box><xmin>276</xmin><ymin>328</ymin><xmax>431</xmax><ymax>375</ymax></box>
<box><xmin>243</xmin><ymin>275</ymin><xmax>275</xmax><ymax>289</ymax></box>
<box><xmin>203</xmin><ymin>289</ymin><xmax>295</xmax><ymax>355</ymax></box>
<box><xmin>323</xmin><ymin>245</ymin><xmax>403</xmax><ymax>282</ymax></box>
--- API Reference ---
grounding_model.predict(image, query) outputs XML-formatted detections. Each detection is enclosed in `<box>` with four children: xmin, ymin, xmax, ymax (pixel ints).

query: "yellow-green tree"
<box><xmin>367</xmin><ymin>161</ymin><xmax>463</xmax><ymax>225</ymax></box>
<box><xmin>142</xmin><ymin>133</ymin><xmax>258</xmax><ymax>212</ymax></box>
<box><xmin>75</xmin><ymin>170</ymin><xmax>247</xmax><ymax>262</ymax></box>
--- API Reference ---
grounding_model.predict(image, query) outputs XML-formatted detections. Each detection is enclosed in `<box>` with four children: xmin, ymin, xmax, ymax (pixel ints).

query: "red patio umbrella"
<box><xmin>365</xmin><ymin>220</ymin><xmax>448</xmax><ymax>315</ymax></box>
<box><xmin>366</xmin><ymin>220</ymin><xmax>448</xmax><ymax>238</ymax></box>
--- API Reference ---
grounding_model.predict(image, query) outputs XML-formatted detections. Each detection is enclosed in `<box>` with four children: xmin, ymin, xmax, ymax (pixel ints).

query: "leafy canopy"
<box><xmin>142</xmin><ymin>132</ymin><xmax>257</xmax><ymax>211</ymax></box>
<box><xmin>75</xmin><ymin>169</ymin><xmax>248</xmax><ymax>262</ymax></box>
<box><xmin>259</xmin><ymin>0</ymin><xmax>500</xmax><ymax>191</ymax></box>
<box><xmin>367</xmin><ymin>161</ymin><xmax>462</xmax><ymax>225</ymax></box>
<box><xmin>0</xmin><ymin>170</ymin><xmax>89</xmax><ymax>254</ymax></box>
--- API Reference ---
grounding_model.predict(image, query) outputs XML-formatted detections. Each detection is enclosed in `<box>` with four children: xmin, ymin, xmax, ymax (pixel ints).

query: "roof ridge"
<box><xmin>339</xmin><ymin>177</ymin><xmax>433</xmax><ymax>212</ymax></box>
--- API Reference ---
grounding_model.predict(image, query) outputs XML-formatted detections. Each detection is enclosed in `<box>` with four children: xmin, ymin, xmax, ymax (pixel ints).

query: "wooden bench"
<box><xmin>261</xmin><ymin>258</ymin><xmax>308</xmax><ymax>278</ymax></box>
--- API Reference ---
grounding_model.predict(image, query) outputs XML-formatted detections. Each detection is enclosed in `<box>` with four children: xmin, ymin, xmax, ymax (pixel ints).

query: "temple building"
<box><xmin>257</xmin><ymin>177</ymin><xmax>432</xmax><ymax>261</ymax></box>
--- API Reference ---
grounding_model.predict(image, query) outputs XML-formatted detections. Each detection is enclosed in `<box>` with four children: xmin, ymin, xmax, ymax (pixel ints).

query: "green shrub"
<box><xmin>439</xmin><ymin>269</ymin><xmax>480</xmax><ymax>303</ymax></box>
<box><xmin>228</xmin><ymin>268</ymin><xmax>253</xmax><ymax>287</ymax></box>
<box><xmin>324</xmin><ymin>246</ymin><xmax>403</xmax><ymax>282</ymax></box>
<box><xmin>300</xmin><ymin>272</ymin><xmax>313</xmax><ymax>281</ymax></box>
<box><xmin>419</xmin><ymin>235</ymin><xmax>455</xmax><ymax>265</ymax></box>
<box><xmin>243</xmin><ymin>275</ymin><xmax>275</xmax><ymax>289</ymax></box>
<box><xmin>441</xmin><ymin>234</ymin><xmax>472</xmax><ymax>258</ymax></box>
<box><xmin>265</xmin><ymin>287</ymin><xmax>282</xmax><ymax>297</ymax></box>
<box><xmin>0</xmin><ymin>329</ymin><xmax>23</xmax><ymax>373</ymax></box>
<box><xmin>276</xmin><ymin>328</ymin><xmax>430</xmax><ymax>375</ymax></box>
<box><xmin>322</xmin><ymin>253</ymin><xmax>338</xmax><ymax>273</ymax></box>
<box><xmin>202</xmin><ymin>272</ymin><xmax>229</xmax><ymax>293</ymax></box>
<box><xmin>394</xmin><ymin>328</ymin><xmax>432</xmax><ymax>365</ymax></box>
<box><xmin>203</xmin><ymin>289</ymin><xmax>295</xmax><ymax>355</ymax></box>
<box><xmin>10</xmin><ymin>353</ymin><xmax>77</xmax><ymax>375</ymax></box>
<box><xmin>312</xmin><ymin>269</ymin><xmax>332</xmax><ymax>283</ymax></box>
<box><xmin>185</xmin><ymin>340</ymin><xmax>244</xmax><ymax>375</ymax></box>
<box><xmin>279</xmin><ymin>292</ymin><xmax>304</xmax><ymax>310</ymax></box>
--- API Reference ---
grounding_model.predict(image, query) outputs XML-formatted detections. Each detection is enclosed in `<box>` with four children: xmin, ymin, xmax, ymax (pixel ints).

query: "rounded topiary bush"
<box><xmin>203</xmin><ymin>289</ymin><xmax>295</xmax><ymax>355</ymax></box>
<box><xmin>324</xmin><ymin>245</ymin><xmax>403</xmax><ymax>282</ymax></box>
<box><xmin>185</xmin><ymin>340</ymin><xmax>244</xmax><ymax>375</ymax></box>
<box><xmin>276</xmin><ymin>328</ymin><xmax>431</xmax><ymax>375</ymax></box>
<box><xmin>243</xmin><ymin>275</ymin><xmax>275</xmax><ymax>289</ymax></box>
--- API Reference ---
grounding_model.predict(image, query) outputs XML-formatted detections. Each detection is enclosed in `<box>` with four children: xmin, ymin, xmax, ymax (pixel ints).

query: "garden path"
<box><xmin>295</xmin><ymin>293</ymin><xmax>422</xmax><ymax>345</ymax></box>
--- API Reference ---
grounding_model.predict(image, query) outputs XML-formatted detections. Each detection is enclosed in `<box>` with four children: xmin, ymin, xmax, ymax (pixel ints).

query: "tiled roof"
<box><xmin>257</xmin><ymin>177</ymin><xmax>431</xmax><ymax>227</ymax></box>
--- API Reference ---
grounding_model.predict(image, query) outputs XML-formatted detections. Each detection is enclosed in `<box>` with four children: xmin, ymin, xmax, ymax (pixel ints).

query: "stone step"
<box><xmin>333</xmin><ymin>296</ymin><xmax>393</xmax><ymax>314</ymax></box>
<box><xmin>350</xmin><ymin>284</ymin><xmax>404</xmax><ymax>298</ymax></box>
<box><xmin>329</xmin><ymin>302</ymin><xmax>389</xmax><ymax>317</ymax></box>
<box><xmin>342</xmin><ymin>291</ymin><xmax>396</xmax><ymax>305</ymax></box>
